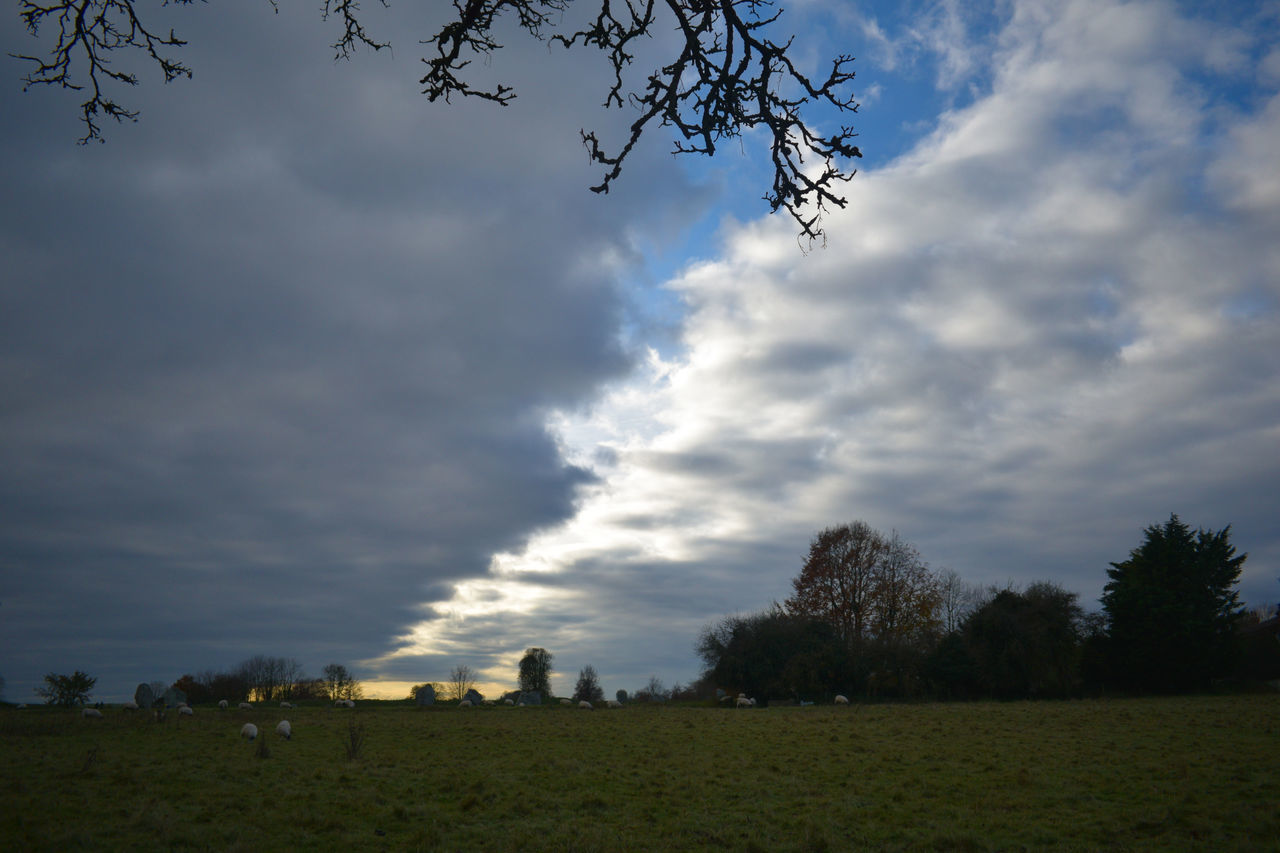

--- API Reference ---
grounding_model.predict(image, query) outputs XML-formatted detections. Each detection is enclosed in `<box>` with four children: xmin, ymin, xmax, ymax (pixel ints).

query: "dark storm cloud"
<box><xmin>0</xmin><ymin>4</ymin><xmax>710</xmax><ymax>699</ymax></box>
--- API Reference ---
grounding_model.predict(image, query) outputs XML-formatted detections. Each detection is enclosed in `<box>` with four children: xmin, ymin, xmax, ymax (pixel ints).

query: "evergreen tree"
<box><xmin>1102</xmin><ymin>514</ymin><xmax>1246</xmax><ymax>692</ymax></box>
<box><xmin>572</xmin><ymin>665</ymin><xmax>605</xmax><ymax>704</ymax></box>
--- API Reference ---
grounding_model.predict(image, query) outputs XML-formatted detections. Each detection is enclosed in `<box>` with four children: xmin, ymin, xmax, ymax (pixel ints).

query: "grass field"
<box><xmin>2</xmin><ymin>695</ymin><xmax>1277</xmax><ymax>851</ymax></box>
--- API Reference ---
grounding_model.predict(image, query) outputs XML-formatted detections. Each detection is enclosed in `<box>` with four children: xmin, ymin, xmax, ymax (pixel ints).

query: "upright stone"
<box><xmin>517</xmin><ymin>690</ymin><xmax>541</xmax><ymax>706</ymax></box>
<box><xmin>415</xmin><ymin>684</ymin><xmax>435</xmax><ymax>706</ymax></box>
<box><xmin>463</xmin><ymin>688</ymin><xmax>483</xmax><ymax>705</ymax></box>
<box><xmin>162</xmin><ymin>687</ymin><xmax>187</xmax><ymax>708</ymax></box>
<box><xmin>134</xmin><ymin>683</ymin><xmax>155</xmax><ymax>709</ymax></box>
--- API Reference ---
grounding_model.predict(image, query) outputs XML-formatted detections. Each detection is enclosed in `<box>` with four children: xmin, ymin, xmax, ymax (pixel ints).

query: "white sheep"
<box><xmin>560</xmin><ymin>698</ymin><xmax>571</xmax><ymax>705</ymax></box>
<box><xmin>276</xmin><ymin>720</ymin><xmax>292</xmax><ymax>740</ymax></box>
<box><xmin>458</xmin><ymin>700</ymin><xmax>473</xmax><ymax>708</ymax></box>
<box><xmin>334</xmin><ymin>699</ymin><xmax>355</xmax><ymax>708</ymax></box>
<box><xmin>607</xmin><ymin>700</ymin><xmax>622</xmax><ymax>708</ymax></box>
<box><xmin>736</xmin><ymin>696</ymin><xmax>753</xmax><ymax>708</ymax></box>
<box><xmin>179</xmin><ymin>705</ymin><xmax>194</xmax><ymax>716</ymax></box>
<box><xmin>241</xmin><ymin>723</ymin><xmax>258</xmax><ymax>741</ymax></box>
<box><xmin>834</xmin><ymin>695</ymin><xmax>849</xmax><ymax>705</ymax></box>
<box><xmin>579</xmin><ymin>700</ymin><xmax>593</xmax><ymax>710</ymax></box>
<box><xmin>238</xmin><ymin>702</ymin><xmax>253</xmax><ymax>710</ymax></box>
<box><xmin>280</xmin><ymin>701</ymin><xmax>293</xmax><ymax>709</ymax></box>
<box><xmin>504</xmin><ymin>699</ymin><xmax>515</xmax><ymax>706</ymax></box>
<box><xmin>122</xmin><ymin>700</ymin><xmax>139</xmax><ymax>711</ymax></box>
<box><xmin>218</xmin><ymin>699</ymin><xmax>228</xmax><ymax>709</ymax></box>
<box><xmin>83</xmin><ymin>708</ymin><xmax>103</xmax><ymax>719</ymax></box>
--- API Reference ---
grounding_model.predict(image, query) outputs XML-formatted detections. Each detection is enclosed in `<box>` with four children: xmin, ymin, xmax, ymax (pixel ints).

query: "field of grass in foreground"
<box><xmin>2</xmin><ymin>695</ymin><xmax>1277</xmax><ymax>851</ymax></box>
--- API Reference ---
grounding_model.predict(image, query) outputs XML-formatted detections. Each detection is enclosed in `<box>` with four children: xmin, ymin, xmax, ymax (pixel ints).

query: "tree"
<box><xmin>321</xmin><ymin>663</ymin><xmax>363</xmax><ymax>702</ymax></box>
<box><xmin>870</xmin><ymin>531</ymin><xmax>942</xmax><ymax>649</ymax></box>
<box><xmin>572</xmin><ymin>665</ymin><xmax>605</xmax><ymax>704</ymax></box>
<box><xmin>518</xmin><ymin>647</ymin><xmax>553</xmax><ymax>696</ymax></box>
<box><xmin>786</xmin><ymin>521</ymin><xmax>886</xmax><ymax>652</ymax></box>
<box><xmin>698</xmin><ymin>605</ymin><xmax>846</xmax><ymax>702</ymax></box>
<box><xmin>1102</xmin><ymin>514</ymin><xmax>1246</xmax><ymax>692</ymax></box>
<box><xmin>937</xmin><ymin>568</ymin><xmax>982</xmax><ymax>635</ymax></box>
<box><xmin>172</xmin><ymin>673</ymin><xmax>213</xmax><ymax>705</ymax></box>
<box><xmin>34</xmin><ymin>670</ymin><xmax>97</xmax><ymax>707</ymax></box>
<box><xmin>448</xmin><ymin>665</ymin><xmax>477</xmax><ymax>702</ymax></box>
<box><xmin>961</xmin><ymin>582</ymin><xmax>1083</xmax><ymax>699</ymax></box>
<box><xmin>13</xmin><ymin>0</ymin><xmax>860</xmax><ymax>241</ymax></box>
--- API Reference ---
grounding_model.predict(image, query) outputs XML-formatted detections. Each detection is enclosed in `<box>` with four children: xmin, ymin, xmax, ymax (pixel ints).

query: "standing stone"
<box><xmin>415</xmin><ymin>684</ymin><xmax>435</xmax><ymax>706</ymax></box>
<box><xmin>517</xmin><ymin>690</ymin><xmax>541</xmax><ymax>706</ymax></box>
<box><xmin>134</xmin><ymin>683</ymin><xmax>155</xmax><ymax>709</ymax></box>
<box><xmin>162</xmin><ymin>687</ymin><xmax>187</xmax><ymax>708</ymax></box>
<box><xmin>463</xmin><ymin>688</ymin><xmax>483</xmax><ymax>705</ymax></box>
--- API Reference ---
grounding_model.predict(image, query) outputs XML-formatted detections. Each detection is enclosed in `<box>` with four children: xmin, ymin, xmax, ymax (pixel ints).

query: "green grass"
<box><xmin>2</xmin><ymin>696</ymin><xmax>1277</xmax><ymax>851</ymax></box>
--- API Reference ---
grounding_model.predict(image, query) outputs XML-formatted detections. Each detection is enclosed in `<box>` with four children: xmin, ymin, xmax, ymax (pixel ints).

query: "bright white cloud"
<box><xmin>388</xmin><ymin>0</ymin><xmax>1280</xmax><ymax>691</ymax></box>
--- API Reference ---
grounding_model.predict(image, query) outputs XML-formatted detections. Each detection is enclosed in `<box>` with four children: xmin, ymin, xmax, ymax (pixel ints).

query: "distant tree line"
<box><xmin>697</xmin><ymin>515</ymin><xmax>1277</xmax><ymax>703</ymax></box>
<box><xmin>164</xmin><ymin>657</ymin><xmax>363</xmax><ymax>705</ymax></box>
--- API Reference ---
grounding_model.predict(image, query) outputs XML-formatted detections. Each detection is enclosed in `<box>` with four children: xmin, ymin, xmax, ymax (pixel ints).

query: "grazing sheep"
<box><xmin>579</xmin><ymin>700</ymin><xmax>593</xmax><ymax>710</ymax></box>
<box><xmin>238</xmin><ymin>702</ymin><xmax>253</xmax><ymax>710</ymax></box>
<box><xmin>334</xmin><ymin>699</ymin><xmax>355</xmax><ymax>708</ymax></box>
<box><xmin>560</xmin><ymin>698</ymin><xmax>572</xmax><ymax>705</ymax></box>
<box><xmin>82</xmin><ymin>708</ymin><xmax>103</xmax><ymax>719</ymax></box>
<box><xmin>241</xmin><ymin>723</ymin><xmax>258</xmax><ymax>741</ymax></box>
<box><xmin>218</xmin><ymin>699</ymin><xmax>228</xmax><ymax>709</ymax></box>
<box><xmin>458</xmin><ymin>700</ymin><xmax>473</xmax><ymax>708</ymax></box>
<box><xmin>122</xmin><ymin>701</ymin><xmax>139</xmax><ymax>711</ymax></box>
<box><xmin>736</xmin><ymin>696</ymin><xmax>753</xmax><ymax>708</ymax></box>
<box><xmin>280</xmin><ymin>701</ymin><xmax>293</xmax><ymax>709</ymax></box>
<box><xmin>834</xmin><ymin>695</ymin><xmax>849</xmax><ymax>705</ymax></box>
<box><xmin>276</xmin><ymin>720</ymin><xmax>292</xmax><ymax>740</ymax></box>
<box><xmin>16</xmin><ymin>703</ymin><xmax>27</xmax><ymax>710</ymax></box>
<box><xmin>607</xmin><ymin>700</ymin><xmax>622</xmax><ymax>708</ymax></box>
<box><xmin>179</xmin><ymin>705</ymin><xmax>194</xmax><ymax>716</ymax></box>
<box><xmin>504</xmin><ymin>699</ymin><xmax>515</xmax><ymax>706</ymax></box>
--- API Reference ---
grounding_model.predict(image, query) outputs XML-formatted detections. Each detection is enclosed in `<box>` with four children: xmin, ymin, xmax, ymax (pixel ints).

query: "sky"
<box><xmin>2</xmin><ymin>0</ymin><xmax>1277</xmax><ymax>703</ymax></box>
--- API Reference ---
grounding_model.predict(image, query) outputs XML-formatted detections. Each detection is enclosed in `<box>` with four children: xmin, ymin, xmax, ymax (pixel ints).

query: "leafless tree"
<box><xmin>937</xmin><ymin>567</ymin><xmax>982</xmax><ymax>635</ymax></box>
<box><xmin>448</xmin><ymin>665</ymin><xmax>477</xmax><ymax>702</ymax></box>
<box><xmin>322</xmin><ymin>663</ymin><xmax>363</xmax><ymax>702</ymax></box>
<box><xmin>12</xmin><ymin>0</ymin><xmax>860</xmax><ymax>242</ymax></box>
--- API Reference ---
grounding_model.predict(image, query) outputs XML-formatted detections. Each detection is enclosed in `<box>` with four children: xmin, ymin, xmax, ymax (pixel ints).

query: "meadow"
<box><xmin>2</xmin><ymin>695</ymin><xmax>1276</xmax><ymax>851</ymax></box>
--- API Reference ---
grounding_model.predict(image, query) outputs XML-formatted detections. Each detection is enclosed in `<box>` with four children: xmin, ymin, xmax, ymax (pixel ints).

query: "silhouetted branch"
<box><xmin>13</xmin><ymin>0</ymin><xmax>196</xmax><ymax>144</ymax></box>
<box><xmin>13</xmin><ymin>0</ymin><xmax>860</xmax><ymax>240</ymax></box>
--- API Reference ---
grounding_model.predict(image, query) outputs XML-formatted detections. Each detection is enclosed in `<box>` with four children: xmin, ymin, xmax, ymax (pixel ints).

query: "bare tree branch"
<box><xmin>13</xmin><ymin>0</ymin><xmax>860</xmax><ymax>241</ymax></box>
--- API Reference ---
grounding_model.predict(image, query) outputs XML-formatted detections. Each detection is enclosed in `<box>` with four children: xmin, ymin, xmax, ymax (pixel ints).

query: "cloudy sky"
<box><xmin>2</xmin><ymin>0</ymin><xmax>1277</xmax><ymax>703</ymax></box>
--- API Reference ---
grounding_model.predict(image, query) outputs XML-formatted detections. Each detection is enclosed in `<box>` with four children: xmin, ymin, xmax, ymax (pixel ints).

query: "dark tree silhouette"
<box><xmin>321</xmin><ymin>662</ymin><xmax>363</xmax><ymax>701</ymax></box>
<box><xmin>518</xmin><ymin>647</ymin><xmax>553</xmax><ymax>696</ymax></box>
<box><xmin>12</xmin><ymin>0</ymin><xmax>860</xmax><ymax>241</ymax></box>
<box><xmin>448</xmin><ymin>665</ymin><xmax>477</xmax><ymax>702</ymax></box>
<box><xmin>572</xmin><ymin>664</ymin><xmax>604</xmax><ymax>704</ymax></box>
<box><xmin>961</xmin><ymin>582</ymin><xmax>1083</xmax><ymax>699</ymax></box>
<box><xmin>35</xmin><ymin>670</ymin><xmax>97</xmax><ymax>706</ymax></box>
<box><xmin>1102</xmin><ymin>514</ymin><xmax>1246</xmax><ymax>692</ymax></box>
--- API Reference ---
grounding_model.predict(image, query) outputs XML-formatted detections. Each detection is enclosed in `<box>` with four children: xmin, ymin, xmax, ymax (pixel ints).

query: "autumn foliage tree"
<box><xmin>786</xmin><ymin>521</ymin><xmax>885</xmax><ymax>652</ymax></box>
<box><xmin>786</xmin><ymin>521</ymin><xmax>942</xmax><ymax>691</ymax></box>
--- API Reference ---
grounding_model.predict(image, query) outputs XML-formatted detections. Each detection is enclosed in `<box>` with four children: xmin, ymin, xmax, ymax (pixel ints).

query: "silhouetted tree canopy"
<box><xmin>12</xmin><ymin>0</ymin><xmax>860</xmax><ymax>242</ymax></box>
<box><xmin>34</xmin><ymin>670</ymin><xmax>97</xmax><ymax>706</ymax></box>
<box><xmin>960</xmin><ymin>582</ymin><xmax>1083</xmax><ymax>699</ymax></box>
<box><xmin>518</xmin><ymin>647</ymin><xmax>553</xmax><ymax>696</ymax></box>
<box><xmin>572</xmin><ymin>664</ymin><xmax>604</xmax><ymax>703</ymax></box>
<box><xmin>1102</xmin><ymin>514</ymin><xmax>1246</xmax><ymax>692</ymax></box>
